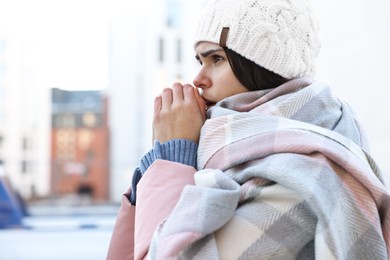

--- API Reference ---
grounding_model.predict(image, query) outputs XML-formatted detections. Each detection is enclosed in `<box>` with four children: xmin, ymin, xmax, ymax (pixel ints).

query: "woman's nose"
<box><xmin>193</xmin><ymin>68</ymin><xmax>211</xmax><ymax>89</ymax></box>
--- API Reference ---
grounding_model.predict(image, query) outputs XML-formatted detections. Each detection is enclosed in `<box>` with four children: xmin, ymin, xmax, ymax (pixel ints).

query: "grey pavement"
<box><xmin>0</xmin><ymin>204</ymin><xmax>119</xmax><ymax>260</ymax></box>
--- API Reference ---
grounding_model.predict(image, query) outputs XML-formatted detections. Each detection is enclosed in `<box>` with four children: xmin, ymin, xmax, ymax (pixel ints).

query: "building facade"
<box><xmin>0</xmin><ymin>37</ymin><xmax>5</xmax><ymax>177</ymax></box>
<box><xmin>51</xmin><ymin>89</ymin><xmax>110</xmax><ymax>201</ymax></box>
<box><xmin>107</xmin><ymin>0</ymin><xmax>207</xmax><ymax>201</ymax></box>
<box><xmin>0</xmin><ymin>36</ymin><xmax>5</xmax><ymax>177</ymax></box>
<box><xmin>0</xmin><ymin>30</ymin><xmax>51</xmax><ymax>200</ymax></box>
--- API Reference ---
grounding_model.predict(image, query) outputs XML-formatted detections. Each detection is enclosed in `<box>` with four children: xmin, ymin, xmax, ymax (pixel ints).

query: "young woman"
<box><xmin>107</xmin><ymin>0</ymin><xmax>390</xmax><ymax>259</ymax></box>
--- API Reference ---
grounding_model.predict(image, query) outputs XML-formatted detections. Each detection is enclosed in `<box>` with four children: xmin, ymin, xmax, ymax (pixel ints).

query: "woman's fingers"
<box><xmin>183</xmin><ymin>84</ymin><xmax>206</xmax><ymax>121</ymax></box>
<box><xmin>172</xmin><ymin>83</ymin><xmax>184</xmax><ymax>104</ymax></box>
<box><xmin>193</xmin><ymin>86</ymin><xmax>206</xmax><ymax>121</ymax></box>
<box><xmin>182</xmin><ymin>84</ymin><xmax>195</xmax><ymax>102</ymax></box>
<box><xmin>157</xmin><ymin>83</ymin><xmax>203</xmax><ymax>112</ymax></box>
<box><xmin>161</xmin><ymin>87</ymin><xmax>173</xmax><ymax>109</ymax></box>
<box><xmin>153</xmin><ymin>83</ymin><xmax>206</xmax><ymax>143</ymax></box>
<box><xmin>154</xmin><ymin>95</ymin><xmax>162</xmax><ymax>113</ymax></box>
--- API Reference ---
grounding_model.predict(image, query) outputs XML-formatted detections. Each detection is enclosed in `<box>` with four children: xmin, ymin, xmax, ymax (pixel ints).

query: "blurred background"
<box><xmin>0</xmin><ymin>0</ymin><xmax>389</xmax><ymax>259</ymax></box>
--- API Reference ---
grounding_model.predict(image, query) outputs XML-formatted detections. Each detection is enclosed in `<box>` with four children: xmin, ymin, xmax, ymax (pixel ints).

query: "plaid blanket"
<box><xmin>148</xmin><ymin>78</ymin><xmax>390</xmax><ymax>259</ymax></box>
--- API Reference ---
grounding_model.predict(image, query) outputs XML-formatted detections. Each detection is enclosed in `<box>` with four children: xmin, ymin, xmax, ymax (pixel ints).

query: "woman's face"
<box><xmin>193</xmin><ymin>41</ymin><xmax>248</xmax><ymax>110</ymax></box>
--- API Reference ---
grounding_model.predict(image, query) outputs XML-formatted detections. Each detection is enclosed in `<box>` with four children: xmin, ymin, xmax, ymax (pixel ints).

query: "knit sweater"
<box><xmin>130</xmin><ymin>139</ymin><xmax>198</xmax><ymax>205</ymax></box>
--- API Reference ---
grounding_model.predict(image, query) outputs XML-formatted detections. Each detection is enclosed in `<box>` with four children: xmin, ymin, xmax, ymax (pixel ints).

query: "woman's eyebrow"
<box><xmin>195</xmin><ymin>48</ymin><xmax>224</xmax><ymax>60</ymax></box>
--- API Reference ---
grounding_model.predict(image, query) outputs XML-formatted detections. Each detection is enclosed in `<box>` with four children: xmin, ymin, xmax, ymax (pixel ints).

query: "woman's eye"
<box><xmin>212</xmin><ymin>55</ymin><xmax>224</xmax><ymax>63</ymax></box>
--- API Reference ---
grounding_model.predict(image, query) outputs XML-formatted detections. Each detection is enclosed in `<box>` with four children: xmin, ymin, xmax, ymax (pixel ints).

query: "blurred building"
<box><xmin>51</xmin><ymin>88</ymin><xmax>110</xmax><ymax>201</ymax></box>
<box><xmin>0</xmin><ymin>32</ymin><xmax>51</xmax><ymax>200</ymax></box>
<box><xmin>108</xmin><ymin>0</ymin><xmax>207</xmax><ymax>201</ymax></box>
<box><xmin>0</xmin><ymin>37</ymin><xmax>4</xmax><ymax>177</ymax></box>
<box><xmin>0</xmin><ymin>0</ymin><xmax>209</xmax><ymax>203</ymax></box>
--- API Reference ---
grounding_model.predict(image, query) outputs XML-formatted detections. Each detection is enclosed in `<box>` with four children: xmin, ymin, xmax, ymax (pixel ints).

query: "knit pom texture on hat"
<box><xmin>194</xmin><ymin>0</ymin><xmax>321</xmax><ymax>79</ymax></box>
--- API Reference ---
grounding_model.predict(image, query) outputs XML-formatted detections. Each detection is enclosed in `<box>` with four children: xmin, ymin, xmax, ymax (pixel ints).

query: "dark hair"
<box><xmin>224</xmin><ymin>47</ymin><xmax>289</xmax><ymax>91</ymax></box>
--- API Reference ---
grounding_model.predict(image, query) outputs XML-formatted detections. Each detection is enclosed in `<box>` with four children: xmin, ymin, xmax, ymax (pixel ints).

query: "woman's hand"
<box><xmin>153</xmin><ymin>83</ymin><xmax>206</xmax><ymax>144</ymax></box>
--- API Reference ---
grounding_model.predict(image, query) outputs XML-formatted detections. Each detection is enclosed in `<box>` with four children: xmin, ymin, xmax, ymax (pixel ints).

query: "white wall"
<box><xmin>107</xmin><ymin>2</ymin><xmax>159</xmax><ymax>201</ymax></box>
<box><xmin>0</xmin><ymin>33</ymin><xmax>51</xmax><ymax>198</ymax></box>
<box><xmin>107</xmin><ymin>0</ymin><xmax>208</xmax><ymax>201</ymax></box>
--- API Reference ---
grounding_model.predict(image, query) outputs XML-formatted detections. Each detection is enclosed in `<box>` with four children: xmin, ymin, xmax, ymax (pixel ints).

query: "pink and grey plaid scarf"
<box><xmin>149</xmin><ymin>78</ymin><xmax>390</xmax><ymax>259</ymax></box>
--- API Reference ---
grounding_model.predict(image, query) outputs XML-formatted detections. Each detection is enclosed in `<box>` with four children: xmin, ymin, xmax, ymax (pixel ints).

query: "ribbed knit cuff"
<box><xmin>130</xmin><ymin>167</ymin><xmax>142</xmax><ymax>205</ymax></box>
<box><xmin>139</xmin><ymin>139</ymin><xmax>198</xmax><ymax>174</ymax></box>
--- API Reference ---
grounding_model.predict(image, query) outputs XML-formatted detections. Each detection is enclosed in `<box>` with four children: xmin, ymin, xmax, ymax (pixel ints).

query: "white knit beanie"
<box><xmin>194</xmin><ymin>0</ymin><xmax>321</xmax><ymax>79</ymax></box>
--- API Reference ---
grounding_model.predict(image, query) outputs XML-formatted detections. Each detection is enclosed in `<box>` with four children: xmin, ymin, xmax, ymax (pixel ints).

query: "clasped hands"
<box><xmin>153</xmin><ymin>83</ymin><xmax>206</xmax><ymax>144</ymax></box>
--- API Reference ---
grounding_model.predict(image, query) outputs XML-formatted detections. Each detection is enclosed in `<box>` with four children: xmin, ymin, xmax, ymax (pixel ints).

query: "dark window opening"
<box><xmin>158</xmin><ymin>37</ymin><xmax>164</xmax><ymax>63</ymax></box>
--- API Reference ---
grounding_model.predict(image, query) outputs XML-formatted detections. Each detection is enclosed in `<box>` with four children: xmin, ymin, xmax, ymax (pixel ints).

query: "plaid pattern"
<box><xmin>148</xmin><ymin>78</ymin><xmax>390</xmax><ymax>259</ymax></box>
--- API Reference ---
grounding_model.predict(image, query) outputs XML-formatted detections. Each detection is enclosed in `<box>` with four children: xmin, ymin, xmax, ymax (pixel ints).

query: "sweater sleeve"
<box><xmin>130</xmin><ymin>139</ymin><xmax>198</xmax><ymax>205</ymax></box>
<box><xmin>140</xmin><ymin>139</ymin><xmax>198</xmax><ymax>173</ymax></box>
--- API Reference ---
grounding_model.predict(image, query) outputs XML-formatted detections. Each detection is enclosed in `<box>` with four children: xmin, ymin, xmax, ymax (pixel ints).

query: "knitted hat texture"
<box><xmin>194</xmin><ymin>0</ymin><xmax>321</xmax><ymax>79</ymax></box>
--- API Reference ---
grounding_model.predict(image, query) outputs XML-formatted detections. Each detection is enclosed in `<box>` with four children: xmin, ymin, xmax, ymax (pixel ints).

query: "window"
<box><xmin>22</xmin><ymin>136</ymin><xmax>29</xmax><ymax>150</ymax></box>
<box><xmin>166</xmin><ymin>1</ymin><xmax>182</xmax><ymax>28</ymax></box>
<box><xmin>62</xmin><ymin>114</ymin><xmax>76</xmax><ymax>128</ymax></box>
<box><xmin>158</xmin><ymin>37</ymin><xmax>165</xmax><ymax>63</ymax></box>
<box><xmin>21</xmin><ymin>160</ymin><xmax>29</xmax><ymax>174</ymax></box>
<box><xmin>176</xmin><ymin>38</ymin><xmax>182</xmax><ymax>63</ymax></box>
